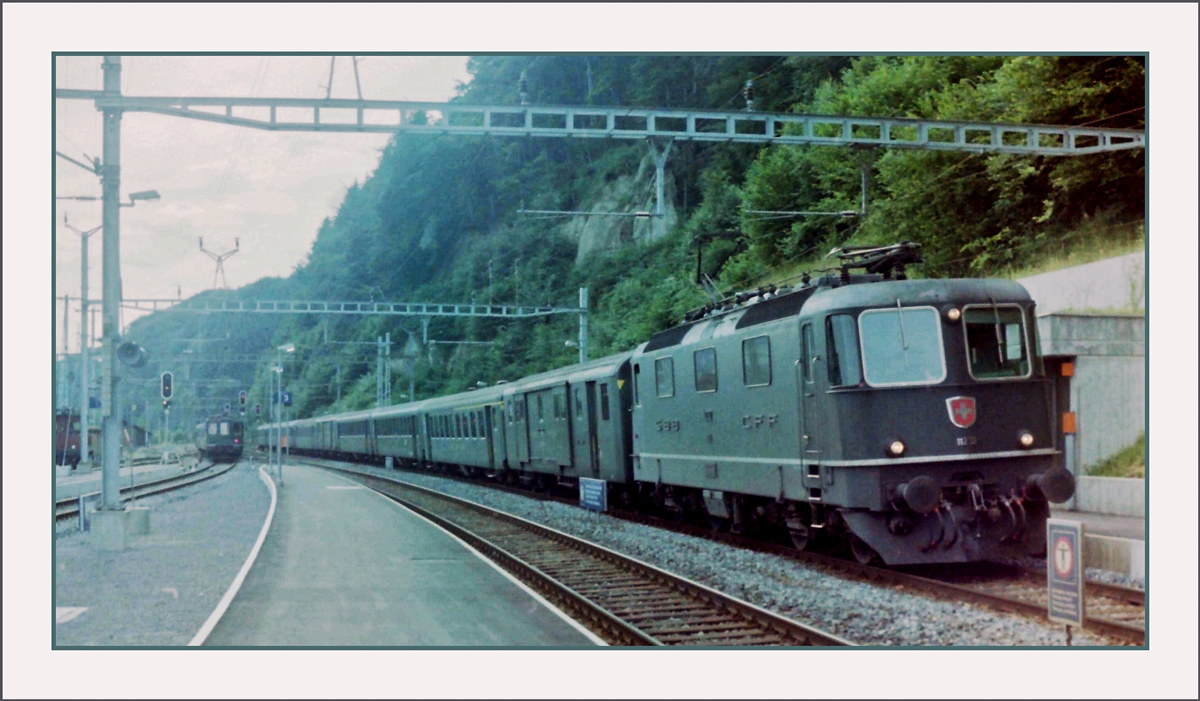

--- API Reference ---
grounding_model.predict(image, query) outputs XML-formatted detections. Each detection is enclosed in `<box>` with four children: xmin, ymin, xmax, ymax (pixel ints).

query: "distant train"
<box><xmin>54</xmin><ymin>411</ymin><xmax>98</xmax><ymax>469</ymax></box>
<box><xmin>195</xmin><ymin>415</ymin><xmax>245</xmax><ymax>463</ymax></box>
<box><xmin>260</xmin><ymin>243</ymin><xmax>1075</xmax><ymax>566</ymax></box>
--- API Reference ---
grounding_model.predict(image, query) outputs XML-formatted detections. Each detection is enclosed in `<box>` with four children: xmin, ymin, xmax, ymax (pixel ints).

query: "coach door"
<box><xmin>571</xmin><ymin>383</ymin><xmax>601</xmax><ymax>476</ymax></box>
<box><xmin>799</xmin><ymin>322</ymin><xmax>822</xmax><ymax>466</ymax></box>
<box><xmin>517</xmin><ymin>394</ymin><xmax>531</xmax><ymax>464</ymax></box>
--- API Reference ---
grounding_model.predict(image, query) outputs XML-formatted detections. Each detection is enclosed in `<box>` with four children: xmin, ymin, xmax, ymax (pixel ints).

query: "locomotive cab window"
<box><xmin>826</xmin><ymin>314</ymin><xmax>862</xmax><ymax>387</ymax></box>
<box><xmin>694</xmin><ymin>348</ymin><xmax>718</xmax><ymax>393</ymax></box>
<box><xmin>964</xmin><ymin>305</ymin><xmax>1031</xmax><ymax>379</ymax></box>
<box><xmin>858</xmin><ymin>306</ymin><xmax>946</xmax><ymax>387</ymax></box>
<box><xmin>742</xmin><ymin>336</ymin><xmax>771</xmax><ymax>387</ymax></box>
<box><xmin>208</xmin><ymin>423</ymin><xmax>218</xmax><ymax>435</ymax></box>
<box><xmin>655</xmin><ymin>357</ymin><xmax>675</xmax><ymax>398</ymax></box>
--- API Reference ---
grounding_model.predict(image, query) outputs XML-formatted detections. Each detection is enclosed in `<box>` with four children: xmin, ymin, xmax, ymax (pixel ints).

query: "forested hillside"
<box><xmin>123</xmin><ymin>55</ymin><xmax>1145</xmax><ymax>434</ymax></box>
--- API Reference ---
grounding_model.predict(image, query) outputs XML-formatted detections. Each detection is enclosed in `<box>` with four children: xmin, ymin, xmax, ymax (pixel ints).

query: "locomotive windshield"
<box><xmin>963</xmin><ymin>305</ymin><xmax>1030</xmax><ymax>379</ymax></box>
<box><xmin>858</xmin><ymin>306</ymin><xmax>946</xmax><ymax>386</ymax></box>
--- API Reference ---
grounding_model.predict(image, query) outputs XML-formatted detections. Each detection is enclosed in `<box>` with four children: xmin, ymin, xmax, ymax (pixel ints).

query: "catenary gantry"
<box><xmin>56</xmin><ymin>89</ymin><xmax>1144</xmax><ymax>157</ymax></box>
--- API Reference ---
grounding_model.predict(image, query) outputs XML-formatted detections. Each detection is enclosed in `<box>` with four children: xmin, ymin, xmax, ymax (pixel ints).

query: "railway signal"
<box><xmin>160</xmin><ymin>371</ymin><xmax>173</xmax><ymax>399</ymax></box>
<box><xmin>239</xmin><ymin>390</ymin><xmax>247</xmax><ymax>407</ymax></box>
<box><xmin>224</xmin><ymin>403</ymin><xmax>231</xmax><ymax>415</ymax></box>
<box><xmin>255</xmin><ymin>404</ymin><xmax>261</xmax><ymax>416</ymax></box>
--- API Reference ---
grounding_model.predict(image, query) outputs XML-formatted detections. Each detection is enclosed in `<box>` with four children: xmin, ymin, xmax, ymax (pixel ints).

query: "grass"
<box><xmin>744</xmin><ymin>217</ymin><xmax>1147</xmax><ymax>289</ymax></box>
<box><xmin>1000</xmin><ymin>220</ymin><xmax>1144</xmax><ymax>281</ymax></box>
<box><xmin>1088</xmin><ymin>433</ymin><xmax>1145</xmax><ymax>478</ymax></box>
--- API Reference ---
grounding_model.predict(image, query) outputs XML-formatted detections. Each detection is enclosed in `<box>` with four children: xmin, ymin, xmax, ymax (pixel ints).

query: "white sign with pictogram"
<box><xmin>1047</xmin><ymin>518</ymin><xmax>1085</xmax><ymax>627</ymax></box>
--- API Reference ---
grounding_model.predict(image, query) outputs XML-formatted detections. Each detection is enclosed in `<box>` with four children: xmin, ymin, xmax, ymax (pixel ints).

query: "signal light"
<box><xmin>239</xmin><ymin>390</ymin><xmax>247</xmax><ymax>407</ymax></box>
<box><xmin>161</xmin><ymin>371</ymin><xmax>174</xmax><ymax>399</ymax></box>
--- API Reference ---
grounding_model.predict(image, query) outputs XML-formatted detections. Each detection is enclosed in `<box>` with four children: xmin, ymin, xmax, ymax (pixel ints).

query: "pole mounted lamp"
<box><xmin>62</xmin><ymin>214</ymin><xmax>103</xmax><ymax>468</ymax></box>
<box><xmin>275</xmin><ymin>343</ymin><xmax>295</xmax><ymax>482</ymax></box>
<box><xmin>122</xmin><ymin>190</ymin><xmax>161</xmax><ymax>207</ymax></box>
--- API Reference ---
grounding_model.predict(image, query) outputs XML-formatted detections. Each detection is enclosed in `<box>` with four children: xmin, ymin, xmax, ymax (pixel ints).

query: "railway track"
<box><xmin>56</xmin><ymin>461</ymin><xmax>236</xmax><ymax>520</ymax></box>
<box><xmin>316</xmin><ymin>462</ymin><xmax>850</xmax><ymax>647</ymax></box>
<box><xmin>612</xmin><ymin>509</ymin><xmax>1146</xmax><ymax>645</ymax></box>
<box><xmin>299</xmin><ymin>456</ymin><xmax>1145</xmax><ymax>645</ymax></box>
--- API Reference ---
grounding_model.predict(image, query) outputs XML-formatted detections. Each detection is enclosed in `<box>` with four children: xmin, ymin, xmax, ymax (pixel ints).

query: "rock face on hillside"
<box><xmin>567</xmin><ymin>152</ymin><xmax>678</xmax><ymax>264</ymax></box>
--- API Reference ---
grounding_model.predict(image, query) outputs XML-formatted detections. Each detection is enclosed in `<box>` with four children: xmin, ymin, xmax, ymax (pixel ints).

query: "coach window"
<box><xmin>537</xmin><ymin>394</ymin><xmax>544</xmax><ymax>421</ymax></box>
<box><xmin>553</xmin><ymin>393</ymin><xmax>564</xmax><ymax>420</ymax></box>
<box><xmin>742</xmin><ymin>336</ymin><xmax>771</xmax><ymax>387</ymax></box>
<box><xmin>826</xmin><ymin>314</ymin><xmax>863</xmax><ymax>387</ymax></box>
<box><xmin>859</xmin><ymin>306</ymin><xmax>945</xmax><ymax>386</ymax></box>
<box><xmin>575</xmin><ymin>388</ymin><xmax>583</xmax><ymax>414</ymax></box>
<box><xmin>655</xmin><ymin>357</ymin><xmax>675</xmax><ymax>398</ymax></box>
<box><xmin>600</xmin><ymin>383</ymin><xmax>611</xmax><ymax>421</ymax></box>
<box><xmin>470</xmin><ymin>413</ymin><xmax>478</xmax><ymax>437</ymax></box>
<box><xmin>633</xmin><ymin>364</ymin><xmax>642</xmax><ymax>405</ymax></box>
<box><xmin>694</xmin><ymin>348</ymin><xmax>718</xmax><ymax>393</ymax></box>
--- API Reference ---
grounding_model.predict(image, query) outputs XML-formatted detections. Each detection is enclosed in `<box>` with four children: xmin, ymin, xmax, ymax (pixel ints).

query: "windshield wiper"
<box><xmin>988</xmin><ymin>295</ymin><xmax>1004</xmax><ymax>366</ymax></box>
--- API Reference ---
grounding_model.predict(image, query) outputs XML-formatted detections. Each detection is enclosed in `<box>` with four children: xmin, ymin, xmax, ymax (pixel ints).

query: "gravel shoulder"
<box><xmin>54</xmin><ymin>462</ymin><xmax>271</xmax><ymax>646</ymax></box>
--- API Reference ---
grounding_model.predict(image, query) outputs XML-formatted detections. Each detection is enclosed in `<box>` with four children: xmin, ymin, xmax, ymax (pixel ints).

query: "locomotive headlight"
<box><xmin>888</xmin><ymin>440</ymin><xmax>906</xmax><ymax>456</ymax></box>
<box><xmin>1018</xmin><ymin>431</ymin><xmax>1035</xmax><ymax>448</ymax></box>
<box><xmin>944</xmin><ymin>306</ymin><xmax>962</xmax><ymax>323</ymax></box>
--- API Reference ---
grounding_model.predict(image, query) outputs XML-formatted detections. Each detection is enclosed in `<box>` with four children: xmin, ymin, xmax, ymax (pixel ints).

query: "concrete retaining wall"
<box><xmin>1084</xmin><ymin>535</ymin><xmax>1145</xmax><ymax>581</ymax></box>
<box><xmin>1019</xmin><ymin>251</ymin><xmax>1144</xmax><ymax>314</ymax></box>
<box><xmin>1074</xmin><ymin>476</ymin><xmax>1145</xmax><ymax>518</ymax></box>
<box><xmin>1036</xmin><ymin>313</ymin><xmax>1145</xmax><ymax>473</ymax></box>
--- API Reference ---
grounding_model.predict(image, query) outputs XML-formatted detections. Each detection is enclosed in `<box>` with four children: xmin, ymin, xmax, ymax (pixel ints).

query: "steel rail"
<box><xmin>55</xmin><ymin>461</ymin><xmax>235</xmax><ymax>520</ymax></box>
<box><xmin>315</xmin><ymin>461</ymin><xmax>851</xmax><ymax>647</ymax></box>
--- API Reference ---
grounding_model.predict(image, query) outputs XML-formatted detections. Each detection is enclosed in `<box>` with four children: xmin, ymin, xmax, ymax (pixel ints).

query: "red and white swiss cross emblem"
<box><xmin>946</xmin><ymin>396</ymin><xmax>977</xmax><ymax>428</ymax></box>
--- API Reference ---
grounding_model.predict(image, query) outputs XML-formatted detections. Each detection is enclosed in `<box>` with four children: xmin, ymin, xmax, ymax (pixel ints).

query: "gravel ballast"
<box><xmin>334</xmin><ymin>462</ymin><xmax>1119</xmax><ymax>647</ymax></box>
<box><xmin>54</xmin><ymin>462</ymin><xmax>271</xmax><ymax>646</ymax></box>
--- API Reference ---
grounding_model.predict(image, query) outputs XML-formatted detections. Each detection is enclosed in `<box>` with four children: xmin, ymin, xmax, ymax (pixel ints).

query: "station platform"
<box><xmin>200</xmin><ymin>462</ymin><xmax>602</xmax><ymax>646</ymax></box>
<box><xmin>1052</xmin><ymin>508</ymin><xmax>1145</xmax><ymax>583</ymax></box>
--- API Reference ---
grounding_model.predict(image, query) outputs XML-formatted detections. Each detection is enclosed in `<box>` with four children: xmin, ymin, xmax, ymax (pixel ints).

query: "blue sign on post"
<box><xmin>282</xmin><ymin>391</ymin><xmax>293</xmax><ymax>406</ymax></box>
<box><xmin>579</xmin><ymin>477</ymin><xmax>607</xmax><ymax>512</ymax></box>
<box><xmin>1047</xmin><ymin>518</ymin><xmax>1086</xmax><ymax>628</ymax></box>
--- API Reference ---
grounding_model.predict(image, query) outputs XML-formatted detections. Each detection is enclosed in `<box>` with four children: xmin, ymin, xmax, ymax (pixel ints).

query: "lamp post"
<box><xmin>276</xmin><ymin>343</ymin><xmax>294</xmax><ymax>482</ymax></box>
<box><xmin>62</xmin><ymin>215</ymin><xmax>101</xmax><ymax>469</ymax></box>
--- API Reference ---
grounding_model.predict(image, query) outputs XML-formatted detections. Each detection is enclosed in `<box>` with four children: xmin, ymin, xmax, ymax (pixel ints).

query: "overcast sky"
<box><xmin>54</xmin><ymin>55</ymin><xmax>471</xmax><ymax>351</ymax></box>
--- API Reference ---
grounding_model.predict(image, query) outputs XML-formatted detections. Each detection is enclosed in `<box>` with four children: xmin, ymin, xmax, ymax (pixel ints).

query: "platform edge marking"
<box><xmin>187</xmin><ymin>464</ymin><xmax>277</xmax><ymax>646</ymax></box>
<box><xmin>338</xmin><ymin>469</ymin><xmax>607</xmax><ymax>646</ymax></box>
